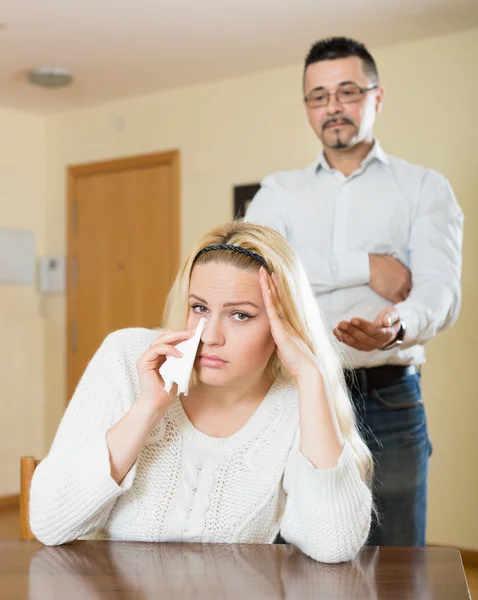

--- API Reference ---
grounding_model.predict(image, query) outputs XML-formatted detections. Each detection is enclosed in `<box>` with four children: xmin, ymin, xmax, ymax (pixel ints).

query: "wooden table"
<box><xmin>0</xmin><ymin>539</ymin><xmax>471</xmax><ymax>599</ymax></box>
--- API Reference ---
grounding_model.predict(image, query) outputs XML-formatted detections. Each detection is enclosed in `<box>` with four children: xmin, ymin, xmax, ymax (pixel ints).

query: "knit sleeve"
<box><xmin>30</xmin><ymin>332</ymin><xmax>138</xmax><ymax>546</ymax></box>
<box><xmin>280</xmin><ymin>436</ymin><xmax>372</xmax><ymax>563</ymax></box>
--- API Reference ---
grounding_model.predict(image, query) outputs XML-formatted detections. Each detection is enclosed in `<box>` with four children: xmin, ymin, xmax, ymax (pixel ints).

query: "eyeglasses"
<box><xmin>304</xmin><ymin>84</ymin><xmax>378</xmax><ymax>108</ymax></box>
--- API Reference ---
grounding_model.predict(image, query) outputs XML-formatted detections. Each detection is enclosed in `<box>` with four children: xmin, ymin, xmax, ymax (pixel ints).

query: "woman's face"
<box><xmin>186</xmin><ymin>262</ymin><xmax>276</xmax><ymax>387</ymax></box>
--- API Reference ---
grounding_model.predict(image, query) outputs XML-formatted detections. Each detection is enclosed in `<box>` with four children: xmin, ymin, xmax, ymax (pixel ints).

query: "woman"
<box><xmin>30</xmin><ymin>222</ymin><xmax>373</xmax><ymax>563</ymax></box>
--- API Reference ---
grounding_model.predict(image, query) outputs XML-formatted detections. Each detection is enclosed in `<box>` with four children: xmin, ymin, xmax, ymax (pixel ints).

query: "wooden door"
<box><xmin>67</xmin><ymin>151</ymin><xmax>180</xmax><ymax>401</ymax></box>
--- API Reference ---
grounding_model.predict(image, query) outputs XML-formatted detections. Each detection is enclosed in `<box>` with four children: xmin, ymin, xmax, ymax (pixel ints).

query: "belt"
<box><xmin>343</xmin><ymin>365</ymin><xmax>418</xmax><ymax>394</ymax></box>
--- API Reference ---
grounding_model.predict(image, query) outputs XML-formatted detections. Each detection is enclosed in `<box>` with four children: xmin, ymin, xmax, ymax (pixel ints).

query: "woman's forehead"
<box><xmin>189</xmin><ymin>262</ymin><xmax>261</xmax><ymax>297</ymax></box>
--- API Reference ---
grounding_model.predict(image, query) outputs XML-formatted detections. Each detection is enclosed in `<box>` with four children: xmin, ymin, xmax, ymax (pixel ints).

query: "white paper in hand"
<box><xmin>159</xmin><ymin>317</ymin><xmax>207</xmax><ymax>396</ymax></box>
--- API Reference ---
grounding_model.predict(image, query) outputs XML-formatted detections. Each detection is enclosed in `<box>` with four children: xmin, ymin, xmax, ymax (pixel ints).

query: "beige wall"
<box><xmin>2</xmin><ymin>26</ymin><xmax>476</xmax><ymax>546</ymax></box>
<box><xmin>0</xmin><ymin>109</ymin><xmax>46</xmax><ymax>494</ymax></box>
<box><xmin>374</xmin><ymin>31</ymin><xmax>478</xmax><ymax>549</ymax></box>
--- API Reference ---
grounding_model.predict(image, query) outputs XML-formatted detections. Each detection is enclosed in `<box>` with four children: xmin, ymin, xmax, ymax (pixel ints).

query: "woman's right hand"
<box><xmin>135</xmin><ymin>329</ymin><xmax>195</xmax><ymax>417</ymax></box>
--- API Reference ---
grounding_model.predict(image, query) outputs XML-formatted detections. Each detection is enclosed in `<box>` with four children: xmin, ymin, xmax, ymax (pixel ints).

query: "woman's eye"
<box><xmin>192</xmin><ymin>304</ymin><xmax>208</xmax><ymax>314</ymax></box>
<box><xmin>232</xmin><ymin>312</ymin><xmax>251</xmax><ymax>322</ymax></box>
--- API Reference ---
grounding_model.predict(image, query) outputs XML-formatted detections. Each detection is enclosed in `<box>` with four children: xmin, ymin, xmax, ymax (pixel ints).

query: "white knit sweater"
<box><xmin>30</xmin><ymin>328</ymin><xmax>372</xmax><ymax>563</ymax></box>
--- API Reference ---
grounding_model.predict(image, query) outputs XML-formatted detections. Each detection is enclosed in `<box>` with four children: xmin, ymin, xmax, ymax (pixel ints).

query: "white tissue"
<box><xmin>159</xmin><ymin>317</ymin><xmax>207</xmax><ymax>396</ymax></box>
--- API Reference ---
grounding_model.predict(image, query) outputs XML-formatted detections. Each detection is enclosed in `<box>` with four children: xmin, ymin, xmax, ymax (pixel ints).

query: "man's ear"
<box><xmin>376</xmin><ymin>86</ymin><xmax>385</xmax><ymax>114</ymax></box>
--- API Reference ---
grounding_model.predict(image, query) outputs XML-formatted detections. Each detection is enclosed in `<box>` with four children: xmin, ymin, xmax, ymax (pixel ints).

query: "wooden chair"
<box><xmin>20</xmin><ymin>456</ymin><xmax>41</xmax><ymax>540</ymax></box>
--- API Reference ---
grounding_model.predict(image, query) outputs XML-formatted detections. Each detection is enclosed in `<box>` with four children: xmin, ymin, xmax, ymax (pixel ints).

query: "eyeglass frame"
<box><xmin>304</xmin><ymin>83</ymin><xmax>379</xmax><ymax>108</ymax></box>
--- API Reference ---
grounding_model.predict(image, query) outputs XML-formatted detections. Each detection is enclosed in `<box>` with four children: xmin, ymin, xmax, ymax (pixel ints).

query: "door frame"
<box><xmin>66</xmin><ymin>150</ymin><xmax>180</xmax><ymax>402</ymax></box>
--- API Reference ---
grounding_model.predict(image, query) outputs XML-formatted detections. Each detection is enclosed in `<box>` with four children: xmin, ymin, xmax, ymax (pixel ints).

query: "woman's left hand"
<box><xmin>259</xmin><ymin>267</ymin><xmax>321</xmax><ymax>382</ymax></box>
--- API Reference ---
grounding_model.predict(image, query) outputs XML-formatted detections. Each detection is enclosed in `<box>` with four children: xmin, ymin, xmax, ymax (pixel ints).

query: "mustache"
<box><xmin>322</xmin><ymin>116</ymin><xmax>355</xmax><ymax>131</ymax></box>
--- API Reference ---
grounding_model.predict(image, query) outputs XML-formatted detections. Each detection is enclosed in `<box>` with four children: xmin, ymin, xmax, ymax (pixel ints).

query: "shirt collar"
<box><xmin>316</xmin><ymin>139</ymin><xmax>389</xmax><ymax>172</ymax></box>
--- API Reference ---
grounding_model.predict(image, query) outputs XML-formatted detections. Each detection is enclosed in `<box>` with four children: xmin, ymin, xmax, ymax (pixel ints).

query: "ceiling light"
<box><xmin>28</xmin><ymin>67</ymin><xmax>73</xmax><ymax>89</ymax></box>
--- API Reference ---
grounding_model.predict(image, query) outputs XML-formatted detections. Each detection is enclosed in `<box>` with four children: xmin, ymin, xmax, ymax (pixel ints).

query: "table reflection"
<box><xmin>28</xmin><ymin>542</ymin><xmax>379</xmax><ymax>600</ymax></box>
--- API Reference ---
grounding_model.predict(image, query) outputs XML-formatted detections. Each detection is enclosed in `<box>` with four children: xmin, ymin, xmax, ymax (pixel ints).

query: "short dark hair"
<box><xmin>304</xmin><ymin>37</ymin><xmax>379</xmax><ymax>83</ymax></box>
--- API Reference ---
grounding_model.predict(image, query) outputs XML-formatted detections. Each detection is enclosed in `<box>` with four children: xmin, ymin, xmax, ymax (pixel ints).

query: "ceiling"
<box><xmin>1</xmin><ymin>0</ymin><xmax>477</xmax><ymax>114</ymax></box>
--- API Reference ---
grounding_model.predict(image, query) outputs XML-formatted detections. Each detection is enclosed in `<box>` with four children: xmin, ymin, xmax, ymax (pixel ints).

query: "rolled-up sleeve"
<box><xmin>281</xmin><ymin>438</ymin><xmax>372</xmax><ymax>563</ymax></box>
<box><xmin>30</xmin><ymin>334</ymin><xmax>138</xmax><ymax>546</ymax></box>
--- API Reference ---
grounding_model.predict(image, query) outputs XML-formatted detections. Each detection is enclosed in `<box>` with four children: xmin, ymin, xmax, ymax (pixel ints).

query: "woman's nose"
<box><xmin>200</xmin><ymin>316</ymin><xmax>225</xmax><ymax>346</ymax></box>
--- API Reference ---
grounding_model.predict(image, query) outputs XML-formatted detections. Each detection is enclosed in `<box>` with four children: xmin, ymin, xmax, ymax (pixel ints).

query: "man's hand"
<box><xmin>369</xmin><ymin>254</ymin><xmax>412</xmax><ymax>304</ymax></box>
<box><xmin>333</xmin><ymin>307</ymin><xmax>401</xmax><ymax>351</ymax></box>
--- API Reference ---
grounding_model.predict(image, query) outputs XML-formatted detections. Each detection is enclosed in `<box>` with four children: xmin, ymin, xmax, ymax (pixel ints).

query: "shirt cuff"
<box><xmin>394</xmin><ymin>301</ymin><xmax>423</xmax><ymax>347</ymax></box>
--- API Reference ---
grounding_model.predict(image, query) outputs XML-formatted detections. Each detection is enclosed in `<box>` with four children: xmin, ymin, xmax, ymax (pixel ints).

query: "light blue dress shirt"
<box><xmin>245</xmin><ymin>141</ymin><xmax>464</xmax><ymax>368</ymax></box>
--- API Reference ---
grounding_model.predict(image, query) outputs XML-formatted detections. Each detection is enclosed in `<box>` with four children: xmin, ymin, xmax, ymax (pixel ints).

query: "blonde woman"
<box><xmin>30</xmin><ymin>222</ymin><xmax>373</xmax><ymax>563</ymax></box>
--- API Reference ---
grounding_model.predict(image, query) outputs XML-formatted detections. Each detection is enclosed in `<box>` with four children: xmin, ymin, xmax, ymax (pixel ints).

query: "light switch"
<box><xmin>39</xmin><ymin>256</ymin><xmax>66</xmax><ymax>293</ymax></box>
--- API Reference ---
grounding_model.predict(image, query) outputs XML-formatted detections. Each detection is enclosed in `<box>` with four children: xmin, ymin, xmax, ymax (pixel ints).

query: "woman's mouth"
<box><xmin>198</xmin><ymin>354</ymin><xmax>227</xmax><ymax>368</ymax></box>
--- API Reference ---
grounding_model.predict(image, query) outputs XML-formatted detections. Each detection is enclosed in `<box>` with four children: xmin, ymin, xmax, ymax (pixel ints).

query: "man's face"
<box><xmin>303</xmin><ymin>56</ymin><xmax>383</xmax><ymax>151</ymax></box>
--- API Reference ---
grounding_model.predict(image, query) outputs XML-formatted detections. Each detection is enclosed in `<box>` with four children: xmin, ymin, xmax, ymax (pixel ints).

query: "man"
<box><xmin>245</xmin><ymin>36</ymin><xmax>463</xmax><ymax>546</ymax></box>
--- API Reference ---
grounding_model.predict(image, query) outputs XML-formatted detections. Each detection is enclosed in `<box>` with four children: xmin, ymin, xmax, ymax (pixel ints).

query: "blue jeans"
<box><xmin>350</xmin><ymin>370</ymin><xmax>432</xmax><ymax>546</ymax></box>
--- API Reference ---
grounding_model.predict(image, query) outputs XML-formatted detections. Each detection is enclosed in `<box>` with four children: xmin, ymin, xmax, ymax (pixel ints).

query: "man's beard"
<box><xmin>324</xmin><ymin>129</ymin><xmax>350</xmax><ymax>149</ymax></box>
<box><xmin>321</xmin><ymin>117</ymin><xmax>356</xmax><ymax>149</ymax></box>
<box><xmin>331</xmin><ymin>132</ymin><xmax>348</xmax><ymax>149</ymax></box>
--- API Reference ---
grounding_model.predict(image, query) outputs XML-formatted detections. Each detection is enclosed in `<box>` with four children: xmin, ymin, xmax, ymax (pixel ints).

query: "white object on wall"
<box><xmin>0</xmin><ymin>229</ymin><xmax>35</xmax><ymax>284</ymax></box>
<box><xmin>38</xmin><ymin>256</ymin><xmax>66</xmax><ymax>293</ymax></box>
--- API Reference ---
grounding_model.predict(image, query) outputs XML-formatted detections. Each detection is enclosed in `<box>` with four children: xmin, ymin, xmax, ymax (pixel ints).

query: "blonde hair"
<box><xmin>162</xmin><ymin>222</ymin><xmax>374</xmax><ymax>486</ymax></box>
